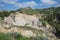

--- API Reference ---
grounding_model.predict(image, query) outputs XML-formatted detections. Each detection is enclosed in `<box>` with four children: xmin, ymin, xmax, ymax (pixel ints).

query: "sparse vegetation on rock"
<box><xmin>0</xmin><ymin>7</ymin><xmax>60</xmax><ymax>40</ymax></box>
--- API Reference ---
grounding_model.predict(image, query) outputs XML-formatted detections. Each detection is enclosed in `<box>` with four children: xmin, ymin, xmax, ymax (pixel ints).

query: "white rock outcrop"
<box><xmin>0</xmin><ymin>12</ymin><xmax>58</xmax><ymax>40</ymax></box>
<box><xmin>4</xmin><ymin>12</ymin><xmax>41</xmax><ymax>28</ymax></box>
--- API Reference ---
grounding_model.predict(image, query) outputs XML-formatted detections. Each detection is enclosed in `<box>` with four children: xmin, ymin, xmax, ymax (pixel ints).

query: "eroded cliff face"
<box><xmin>0</xmin><ymin>12</ymin><xmax>58</xmax><ymax>40</ymax></box>
<box><xmin>4</xmin><ymin>12</ymin><xmax>41</xmax><ymax>29</ymax></box>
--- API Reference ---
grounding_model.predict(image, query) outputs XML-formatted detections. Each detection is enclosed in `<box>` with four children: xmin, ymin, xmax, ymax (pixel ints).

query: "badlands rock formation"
<box><xmin>4</xmin><ymin>12</ymin><xmax>42</xmax><ymax>29</ymax></box>
<box><xmin>0</xmin><ymin>12</ymin><xmax>58</xmax><ymax>40</ymax></box>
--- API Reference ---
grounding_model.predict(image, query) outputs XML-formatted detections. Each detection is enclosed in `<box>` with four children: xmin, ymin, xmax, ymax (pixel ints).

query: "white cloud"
<box><xmin>15</xmin><ymin>1</ymin><xmax>37</xmax><ymax>8</ymax></box>
<box><xmin>0</xmin><ymin>0</ymin><xmax>17</xmax><ymax>2</ymax></box>
<box><xmin>0</xmin><ymin>0</ymin><xmax>37</xmax><ymax>8</ymax></box>
<box><xmin>0</xmin><ymin>4</ymin><xmax>4</xmax><ymax>7</ymax></box>
<box><xmin>56</xmin><ymin>4</ymin><xmax>60</xmax><ymax>7</ymax></box>
<box><xmin>41</xmin><ymin>0</ymin><xmax>57</xmax><ymax>5</ymax></box>
<box><xmin>0</xmin><ymin>0</ymin><xmax>18</xmax><ymax>4</ymax></box>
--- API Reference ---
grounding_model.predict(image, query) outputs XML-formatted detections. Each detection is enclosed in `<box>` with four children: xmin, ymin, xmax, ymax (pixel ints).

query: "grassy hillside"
<box><xmin>17</xmin><ymin>7</ymin><xmax>38</xmax><ymax>15</ymax></box>
<box><xmin>35</xmin><ymin>7</ymin><xmax>60</xmax><ymax>38</ymax></box>
<box><xmin>0</xmin><ymin>6</ymin><xmax>60</xmax><ymax>39</ymax></box>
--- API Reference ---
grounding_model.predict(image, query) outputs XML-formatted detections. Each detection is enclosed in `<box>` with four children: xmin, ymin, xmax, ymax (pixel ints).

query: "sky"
<box><xmin>0</xmin><ymin>0</ymin><xmax>60</xmax><ymax>10</ymax></box>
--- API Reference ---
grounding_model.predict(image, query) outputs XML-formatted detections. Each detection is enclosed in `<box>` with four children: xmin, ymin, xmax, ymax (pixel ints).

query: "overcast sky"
<box><xmin>0</xmin><ymin>0</ymin><xmax>60</xmax><ymax>10</ymax></box>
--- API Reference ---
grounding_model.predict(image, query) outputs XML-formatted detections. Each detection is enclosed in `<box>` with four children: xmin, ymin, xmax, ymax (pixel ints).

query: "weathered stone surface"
<box><xmin>4</xmin><ymin>12</ymin><xmax>41</xmax><ymax>29</ymax></box>
<box><xmin>0</xmin><ymin>12</ymin><xmax>58</xmax><ymax>40</ymax></box>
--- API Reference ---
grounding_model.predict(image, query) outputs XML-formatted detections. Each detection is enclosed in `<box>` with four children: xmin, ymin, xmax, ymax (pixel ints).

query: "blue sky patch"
<box><xmin>0</xmin><ymin>0</ymin><xmax>60</xmax><ymax>10</ymax></box>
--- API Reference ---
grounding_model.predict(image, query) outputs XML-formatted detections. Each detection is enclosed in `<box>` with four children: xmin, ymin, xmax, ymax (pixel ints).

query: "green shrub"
<box><xmin>0</xmin><ymin>32</ymin><xmax>12</xmax><ymax>40</ymax></box>
<box><xmin>30</xmin><ymin>36</ymin><xmax>48</xmax><ymax>40</ymax></box>
<box><xmin>6</xmin><ymin>32</ymin><xmax>32</xmax><ymax>40</ymax></box>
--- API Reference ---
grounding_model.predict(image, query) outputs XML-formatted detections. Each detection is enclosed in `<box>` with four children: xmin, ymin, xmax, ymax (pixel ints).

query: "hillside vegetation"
<box><xmin>0</xmin><ymin>7</ymin><xmax>60</xmax><ymax>40</ymax></box>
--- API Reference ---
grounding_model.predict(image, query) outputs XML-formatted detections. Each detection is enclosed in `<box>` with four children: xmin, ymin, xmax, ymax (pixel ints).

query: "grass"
<box><xmin>12</xmin><ymin>25</ymin><xmax>44</xmax><ymax>35</ymax></box>
<box><xmin>0</xmin><ymin>32</ymin><xmax>48</xmax><ymax>40</ymax></box>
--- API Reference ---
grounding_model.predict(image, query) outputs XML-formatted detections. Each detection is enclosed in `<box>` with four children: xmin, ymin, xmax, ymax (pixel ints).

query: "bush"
<box><xmin>0</xmin><ymin>11</ymin><xmax>11</xmax><ymax>19</ymax></box>
<box><xmin>6</xmin><ymin>32</ymin><xmax>31</xmax><ymax>40</ymax></box>
<box><xmin>0</xmin><ymin>32</ymin><xmax>48</xmax><ymax>40</ymax></box>
<box><xmin>0</xmin><ymin>32</ymin><xmax>12</xmax><ymax>40</ymax></box>
<box><xmin>31</xmin><ymin>36</ymin><xmax>48</xmax><ymax>40</ymax></box>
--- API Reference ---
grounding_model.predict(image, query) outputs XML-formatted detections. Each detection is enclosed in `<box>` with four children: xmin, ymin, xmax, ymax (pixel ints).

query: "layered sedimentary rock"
<box><xmin>0</xmin><ymin>12</ymin><xmax>58</xmax><ymax>40</ymax></box>
<box><xmin>4</xmin><ymin>12</ymin><xmax>41</xmax><ymax>29</ymax></box>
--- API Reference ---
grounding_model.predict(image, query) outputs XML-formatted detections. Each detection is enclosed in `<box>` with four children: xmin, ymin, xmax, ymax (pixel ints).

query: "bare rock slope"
<box><xmin>0</xmin><ymin>12</ymin><xmax>58</xmax><ymax>40</ymax></box>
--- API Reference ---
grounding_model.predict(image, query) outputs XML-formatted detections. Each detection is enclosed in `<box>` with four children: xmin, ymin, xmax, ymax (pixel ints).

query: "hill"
<box><xmin>0</xmin><ymin>7</ymin><xmax>60</xmax><ymax>40</ymax></box>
